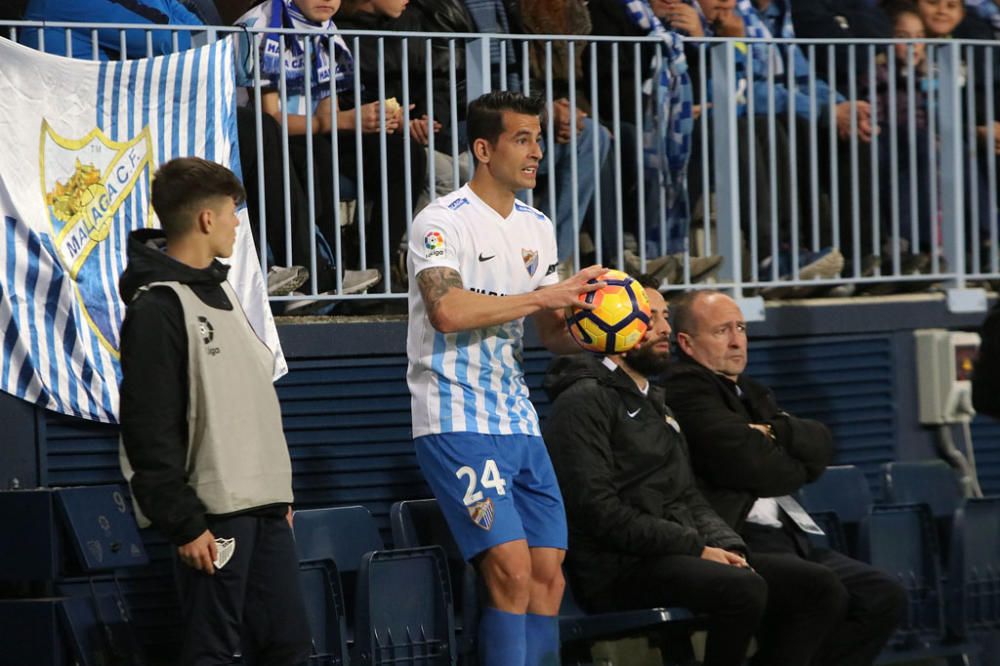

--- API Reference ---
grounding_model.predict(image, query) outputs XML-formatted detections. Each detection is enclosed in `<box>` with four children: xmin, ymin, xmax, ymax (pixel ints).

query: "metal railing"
<box><xmin>4</xmin><ymin>20</ymin><xmax>998</xmax><ymax>312</ymax></box>
<box><xmin>698</xmin><ymin>36</ymin><xmax>998</xmax><ymax>311</ymax></box>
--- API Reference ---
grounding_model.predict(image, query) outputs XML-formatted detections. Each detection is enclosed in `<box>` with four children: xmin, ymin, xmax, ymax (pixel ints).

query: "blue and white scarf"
<box><xmin>736</xmin><ymin>0</ymin><xmax>794</xmax><ymax>77</ymax></box>
<box><xmin>257</xmin><ymin>0</ymin><xmax>353</xmax><ymax>99</ymax></box>
<box><xmin>464</xmin><ymin>0</ymin><xmax>516</xmax><ymax>67</ymax></box>
<box><xmin>619</xmin><ymin>0</ymin><xmax>695</xmax><ymax>233</ymax></box>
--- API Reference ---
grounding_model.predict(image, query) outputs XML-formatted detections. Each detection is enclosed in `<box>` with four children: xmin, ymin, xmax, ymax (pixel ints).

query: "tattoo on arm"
<box><xmin>417</xmin><ymin>267</ymin><xmax>464</xmax><ymax>317</ymax></box>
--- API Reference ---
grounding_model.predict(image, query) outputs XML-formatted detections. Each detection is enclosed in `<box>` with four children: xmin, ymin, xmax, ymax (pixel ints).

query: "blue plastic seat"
<box><xmin>882</xmin><ymin>460</ymin><xmax>964</xmax><ymax>557</ymax></box>
<box><xmin>57</xmin><ymin>581</ymin><xmax>146</xmax><ymax>666</ymax></box>
<box><xmin>557</xmin><ymin>578</ymin><xmax>697</xmax><ymax>646</ymax></box>
<box><xmin>798</xmin><ymin>465</ymin><xmax>874</xmax><ymax>556</ymax></box>
<box><xmin>947</xmin><ymin>497</ymin><xmax>1000</xmax><ymax>638</ymax></box>
<box><xmin>356</xmin><ymin>547</ymin><xmax>456</xmax><ymax>665</ymax></box>
<box><xmin>389</xmin><ymin>499</ymin><xmax>480</xmax><ymax>666</ymax></box>
<box><xmin>800</xmin><ymin>465</ymin><xmax>874</xmax><ymax>523</ymax></box>
<box><xmin>294</xmin><ymin>505</ymin><xmax>385</xmax><ymax>571</ymax></box>
<box><xmin>859</xmin><ymin>504</ymin><xmax>947</xmax><ymax>651</ymax></box>
<box><xmin>390</xmin><ymin>498</ymin><xmax>700</xmax><ymax>663</ymax></box>
<box><xmin>295</xmin><ymin>505</ymin><xmax>456</xmax><ymax>666</ymax></box>
<box><xmin>882</xmin><ymin>460</ymin><xmax>964</xmax><ymax>517</ymax></box>
<box><xmin>298</xmin><ymin>559</ymin><xmax>349</xmax><ymax>665</ymax></box>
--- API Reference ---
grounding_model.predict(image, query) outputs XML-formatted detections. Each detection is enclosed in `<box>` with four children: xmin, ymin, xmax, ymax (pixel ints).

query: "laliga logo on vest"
<box><xmin>566</xmin><ymin>269</ymin><xmax>652</xmax><ymax>354</ymax></box>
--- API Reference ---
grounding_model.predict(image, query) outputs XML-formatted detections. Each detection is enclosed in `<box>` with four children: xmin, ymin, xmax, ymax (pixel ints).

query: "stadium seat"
<box><xmin>390</xmin><ymin>498</ymin><xmax>701</xmax><ymax>665</ymax></box>
<box><xmin>859</xmin><ymin>504</ymin><xmax>949</xmax><ymax>653</ymax></box>
<box><xmin>59</xmin><ymin>585</ymin><xmax>146</xmax><ymax>666</ymax></box>
<box><xmin>389</xmin><ymin>499</ymin><xmax>480</xmax><ymax>666</ymax></box>
<box><xmin>294</xmin><ymin>505</ymin><xmax>456</xmax><ymax>666</ymax></box>
<box><xmin>294</xmin><ymin>505</ymin><xmax>384</xmax><ymax>568</ymax></box>
<box><xmin>357</xmin><ymin>547</ymin><xmax>456</xmax><ymax>666</ymax></box>
<box><xmin>947</xmin><ymin>497</ymin><xmax>1000</xmax><ymax>639</ymax></box>
<box><xmin>882</xmin><ymin>460</ymin><xmax>964</xmax><ymax>556</ymax></box>
<box><xmin>798</xmin><ymin>464</ymin><xmax>874</xmax><ymax>556</ymax></box>
<box><xmin>882</xmin><ymin>460</ymin><xmax>964</xmax><ymax>513</ymax></box>
<box><xmin>297</xmin><ymin>559</ymin><xmax>349</xmax><ymax>665</ymax></box>
<box><xmin>558</xmin><ymin>577</ymin><xmax>698</xmax><ymax>646</ymax></box>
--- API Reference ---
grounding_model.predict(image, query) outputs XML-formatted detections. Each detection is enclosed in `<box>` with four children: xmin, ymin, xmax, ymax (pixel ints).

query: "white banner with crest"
<box><xmin>0</xmin><ymin>36</ymin><xmax>285</xmax><ymax>423</ymax></box>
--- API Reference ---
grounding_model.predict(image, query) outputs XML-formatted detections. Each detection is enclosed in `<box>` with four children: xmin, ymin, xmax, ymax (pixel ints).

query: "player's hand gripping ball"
<box><xmin>566</xmin><ymin>270</ymin><xmax>652</xmax><ymax>354</ymax></box>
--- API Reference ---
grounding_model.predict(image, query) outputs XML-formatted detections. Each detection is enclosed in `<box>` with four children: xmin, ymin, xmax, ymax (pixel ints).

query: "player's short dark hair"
<box><xmin>466</xmin><ymin>91</ymin><xmax>545</xmax><ymax>149</ymax></box>
<box><xmin>151</xmin><ymin>157</ymin><xmax>246</xmax><ymax>239</ymax></box>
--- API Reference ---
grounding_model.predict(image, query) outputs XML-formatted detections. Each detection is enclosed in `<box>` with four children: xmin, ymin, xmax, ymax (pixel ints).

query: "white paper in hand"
<box><xmin>214</xmin><ymin>537</ymin><xmax>236</xmax><ymax>569</ymax></box>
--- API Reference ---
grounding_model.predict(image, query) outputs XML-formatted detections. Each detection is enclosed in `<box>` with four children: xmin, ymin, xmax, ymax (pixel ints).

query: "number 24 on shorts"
<box><xmin>456</xmin><ymin>459</ymin><xmax>507</xmax><ymax>506</ymax></box>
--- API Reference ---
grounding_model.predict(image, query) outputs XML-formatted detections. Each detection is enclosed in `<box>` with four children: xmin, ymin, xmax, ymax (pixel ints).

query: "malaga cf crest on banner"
<box><xmin>41</xmin><ymin>122</ymin><xmax>152</xmax><ymax>354</ymax></box>
<box><xmin>0</xmin><ymin>36</ymin><xmax>282</xmax><ymax>423</ymax></box>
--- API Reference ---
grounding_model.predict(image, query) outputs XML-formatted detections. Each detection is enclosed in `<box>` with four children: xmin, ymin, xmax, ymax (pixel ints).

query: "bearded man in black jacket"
<box><xmin>545</xmin><ymin>282</ymin><xmax>766</xmax><ymax>666</ymax></box>
<box><xmin>663</xmin><ymin>289</ymin><xmax>906</xmax><ymax>666</ymax></box>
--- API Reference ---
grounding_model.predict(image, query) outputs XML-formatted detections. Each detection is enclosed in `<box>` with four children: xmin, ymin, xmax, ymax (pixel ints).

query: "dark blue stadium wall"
<box><xmin>2</xmin><ymin>295</ymin><xmax>999</xmax><ymax>657</ymax></box>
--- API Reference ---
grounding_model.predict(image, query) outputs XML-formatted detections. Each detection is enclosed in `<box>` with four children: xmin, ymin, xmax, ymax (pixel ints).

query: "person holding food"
<box><xmin>236</xmin><ymin>0</ymin><xmax>427</xmax><ymax>295</ymax></box>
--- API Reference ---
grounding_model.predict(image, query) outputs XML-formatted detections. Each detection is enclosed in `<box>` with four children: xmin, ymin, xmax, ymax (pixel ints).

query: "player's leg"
<box><xmin>515</xmin><ymin>435</ymin><xmax>570</xmax><ymax>666</ymax></box>
<box><xmin>476</xmin><ymin>539</ymin><xmax>532</xmax><ymax>666</ymax></box>
<box><xmin>413</xmin><ymin>433</ymin><xmax>532</xmax><ymax>666</ymax></box>
<box><xmin>525</xmin><ymin>547</ymin><xmax>565</xmax><ymax>666</ymax></box>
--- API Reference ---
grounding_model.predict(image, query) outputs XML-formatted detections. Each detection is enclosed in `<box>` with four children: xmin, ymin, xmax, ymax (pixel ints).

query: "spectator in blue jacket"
<box><xmin>735</xmin><ymin>0</ymin><xmax>881</xmax><ymax>285</ymax></box>
<box><xmin>20</xmin><ymin>0</ymin><xmax>203</xmax><ymax>59</ymax></box>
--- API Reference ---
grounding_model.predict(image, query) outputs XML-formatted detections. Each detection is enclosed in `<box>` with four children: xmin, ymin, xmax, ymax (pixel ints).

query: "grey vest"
<box><xmin>120</xmin><ymin>281</ymin><xmax>293</xmax><ymax>526</ymax></box>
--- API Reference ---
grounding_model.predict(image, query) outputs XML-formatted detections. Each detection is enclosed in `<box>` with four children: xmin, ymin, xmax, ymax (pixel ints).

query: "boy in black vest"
<box><xmin>118</xmin><ymin>157</ymin><xmax>311</xmax><ymax>665</ymax></box>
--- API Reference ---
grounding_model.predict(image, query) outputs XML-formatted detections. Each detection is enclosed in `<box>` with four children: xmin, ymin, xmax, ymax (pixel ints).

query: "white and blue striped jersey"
<box><xmin>407</xmin><ymin>185</ymin><xmax>560</xmax><ymax>438</ymax></box>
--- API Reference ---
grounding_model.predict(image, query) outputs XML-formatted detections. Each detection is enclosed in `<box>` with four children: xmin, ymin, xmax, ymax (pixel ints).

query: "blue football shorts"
<box><xmin>413</xmin><ymin>432</ymin><xmax>568</xmax><ymax>561</ymax></box>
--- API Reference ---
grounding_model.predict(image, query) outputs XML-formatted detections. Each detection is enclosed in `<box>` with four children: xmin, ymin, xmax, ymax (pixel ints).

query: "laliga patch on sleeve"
<box><xmin>214</xmin><ymin>537</ymin><xmax>235</xmax><ymax>569</ymax></box>
<box><xmin>423</xmin><ymin>230</ymin><xmax>446</xmax><ymax>258</ymax></box>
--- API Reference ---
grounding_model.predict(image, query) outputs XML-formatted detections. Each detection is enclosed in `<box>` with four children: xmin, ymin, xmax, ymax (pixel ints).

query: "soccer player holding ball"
<box><xmin>406</xmin><ymin>91</ymin><xmax>610</xmax><ymax>665</ymax></box>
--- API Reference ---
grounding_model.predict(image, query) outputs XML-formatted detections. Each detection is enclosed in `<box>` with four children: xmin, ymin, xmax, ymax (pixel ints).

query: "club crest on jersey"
<box><xmin>522</xmin><ymin>248</ymin><xmax>539</xmax><ymax>277</ymax></box>
<box><xmin>468</xmin><ymin>498</ymin><xmax>495</xmax><ymax>531</ymax></box>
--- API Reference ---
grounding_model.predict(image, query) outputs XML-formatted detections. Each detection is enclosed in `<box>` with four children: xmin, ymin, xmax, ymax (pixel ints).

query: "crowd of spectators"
<box><xmin>8</xmin><ymin>0</ymin><xmax>1000</xmax><ymax>306</ymax></box>
<box><xmin>665</xmin><ymin>0</ymin><xmax>997</xmax><ymax>294</ymax></box>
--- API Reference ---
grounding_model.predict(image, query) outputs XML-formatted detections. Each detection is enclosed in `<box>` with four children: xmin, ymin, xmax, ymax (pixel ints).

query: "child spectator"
<box><xmin>321</xmin><ymin>0</ymin><xmax>430</xmax><ymax>291</ymax></box>
<box><xmin>915</xmin><ymin>0</ymin><xmax>999</xmax><ymax>269</ymax></box>
<box><xmin>916</xmin><ymin>0</ymin><xmax>1000</xmax><ymax>148</ymax></box>
<box><xmin>236</xmin><ymin>0</ymin><xmax>423</xmax><ymax>294</ymax></box>
<box><xmin>19</xmin><ymin>0</ymin><xmax>325</xmax><ymax>298</ymax></box>
<box><xmin>870</xmin><ymin>3</ymin><xmax>936</xmax><ymax>274</ymax></box>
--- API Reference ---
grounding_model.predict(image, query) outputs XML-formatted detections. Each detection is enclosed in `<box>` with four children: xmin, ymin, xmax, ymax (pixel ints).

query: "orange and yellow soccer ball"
<box><xmin>566</xmin><ymin>269</ymin><xmax>652</xmax><ymax>354</ymax></box>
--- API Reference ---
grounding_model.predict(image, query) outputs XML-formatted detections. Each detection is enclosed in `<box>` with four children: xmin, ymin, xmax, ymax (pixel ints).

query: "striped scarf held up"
<box><xmin>618</xmin><ymin>0</ymin><xmax>695</xmax><ymax>234</ymax></box>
